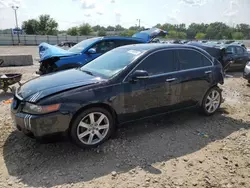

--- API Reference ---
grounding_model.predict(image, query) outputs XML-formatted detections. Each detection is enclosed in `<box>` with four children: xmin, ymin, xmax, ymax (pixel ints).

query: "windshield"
<box><xmin>68</xmin><ymin>38</ymin><xmax>100</xmax><ymax>53</ymax></box>
<box><xmin>80</xmin><ymin>48</ymin><xmax>144</xmax><ymax>79</ymax></box>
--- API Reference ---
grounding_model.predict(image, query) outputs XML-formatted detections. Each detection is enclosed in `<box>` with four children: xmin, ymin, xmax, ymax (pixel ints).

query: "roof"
<box><xmin>118</xmin><ymin>43</ymin><xmax>208</xmax><ymax>51</ymax></box>
<box><xmin>117</xmin><ymin>43</ymin><xmax>215</xmax><ymax>60</ymax></box>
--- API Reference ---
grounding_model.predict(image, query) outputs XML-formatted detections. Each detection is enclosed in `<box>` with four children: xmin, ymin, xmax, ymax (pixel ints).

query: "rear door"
<box><xmin>175</xmin><ymin>49</ymin><xmax>214</xmax><ymax>106</ymax></box>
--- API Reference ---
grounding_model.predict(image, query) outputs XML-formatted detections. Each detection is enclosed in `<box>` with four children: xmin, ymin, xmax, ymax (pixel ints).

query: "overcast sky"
<box><xmin>0</xmin><ymin>0</ymin><xmax>250</xmax><ymax>30</ymax></box>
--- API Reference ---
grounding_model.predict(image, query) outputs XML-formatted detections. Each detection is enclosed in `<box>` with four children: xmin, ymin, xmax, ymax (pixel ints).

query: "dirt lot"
<box><xmin>0</xmin><ymin>46</ymin><xmax>249</xmax><ymax>188</ymax></box>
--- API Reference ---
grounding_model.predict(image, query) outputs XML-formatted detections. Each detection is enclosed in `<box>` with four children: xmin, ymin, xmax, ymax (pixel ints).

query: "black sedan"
<box><xmin>11</xmin><ymin>44</ymin><xmax>224</xmax><ymax>148</ymax></box>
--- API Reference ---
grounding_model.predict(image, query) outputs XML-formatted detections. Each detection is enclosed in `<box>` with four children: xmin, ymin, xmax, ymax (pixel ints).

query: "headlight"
<box><xmin>22</xmin><ymin>103</ymin><xmax>61</xmax><ymax>114</ymax></box>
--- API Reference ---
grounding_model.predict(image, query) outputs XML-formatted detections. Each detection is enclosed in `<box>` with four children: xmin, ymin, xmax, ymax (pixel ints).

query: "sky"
<box><xmin>0</xmin><ymin>0</ymin><xmax>250</xmax><ymax>30</ymax></box>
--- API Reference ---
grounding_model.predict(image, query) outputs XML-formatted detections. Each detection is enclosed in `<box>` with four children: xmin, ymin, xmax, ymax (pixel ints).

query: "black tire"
<box><xmin>70</xmin><ymin>107</ymin><xmax>115</xmax><ymax>149</ymax></box>
<box><xmin>248</xmin><ymin>80</ymin><xmax>250</xmax><ymax>84</ymax></box>
<box><xmin>201</xmin><ymin>86</ymin><xmax>222</xmax><ymax>116</ymax></box>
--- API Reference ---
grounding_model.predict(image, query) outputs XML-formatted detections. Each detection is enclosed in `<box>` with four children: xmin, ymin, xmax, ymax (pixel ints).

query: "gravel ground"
<box><xmin>0</xmin><ymin>46</ymin><xmax>250</xmax><ymax>188</ymax></box>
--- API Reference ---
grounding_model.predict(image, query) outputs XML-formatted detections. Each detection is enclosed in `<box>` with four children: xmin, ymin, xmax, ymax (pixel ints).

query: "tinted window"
<box><xmin>177</xmin><ymin>49</ymin><xmax>211</xmax><ymax>70</ymax></box>
<box><xmin>226</xmin><ymin>46</ymin><xmax>236</xmax><ymax>54</ymax></box>
<box><xmin>81</xmin><ymin>48</ymin><xmax>143</xmax><ymax>78</ymax></box>
<box><xmin>135</xmin><ymin>50</ymin><xmax>177</xmax><ymax>75</ymax></box>
<box><xmin>116</xmin><ymin>40</ymin><xmax>143</xmax><ymax>47</ymax></box>
<box><xmin>91</xmin><ymin>40</ymin><xmax>116</xmax><ymax>53</ymax></box>
<box><xmin>236</xmin><ymin>46</ymin><xmax>244</xmax><ymax>54</ymax></box>
<box><xmin>68</xmin><ymin>38</ymin><xmax>100</xmax><ymax>53</ymax></box>
<box><xmin>202</xmin><ymin>56</ymin><xmax>212</xmax><ymax>66</ymax></box>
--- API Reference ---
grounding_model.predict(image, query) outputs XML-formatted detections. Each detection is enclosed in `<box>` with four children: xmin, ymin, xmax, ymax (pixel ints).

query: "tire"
<box><xmin>201</xmin><ymin>86</ymin><xmax>222</xmax><ymax>116</ymax></box>
<box><xmin>248</xmin><ymin>80</ymin><xmax>250</xmax><ymax>84</ymax></box>
<box><xmin>70</xmin><ymin>107</ymin><xmax>115</xmax><ymax>149</ymax></box>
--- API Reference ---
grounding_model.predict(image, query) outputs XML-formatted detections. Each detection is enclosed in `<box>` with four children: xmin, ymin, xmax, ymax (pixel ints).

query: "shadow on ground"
<box><xmin>3</xmin><ymin>108</ymin><xmax>250</xmax><ymax>187</ymax></box>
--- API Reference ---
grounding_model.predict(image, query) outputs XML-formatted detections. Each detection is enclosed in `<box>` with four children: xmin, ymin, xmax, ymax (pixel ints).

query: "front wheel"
<box><xmin>70</xmin><ymin>107</ymin><xmax>115</xmax><ymax>148</ymax></box>
<box><xmin>201</xmin><ymin>87</ymin><xmax>222</xmax><ymax>116</ymax></box>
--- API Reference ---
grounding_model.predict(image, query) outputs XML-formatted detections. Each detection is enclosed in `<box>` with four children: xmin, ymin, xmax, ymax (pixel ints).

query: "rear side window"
<box><xmin>136</xmin><ymin>50</ymin><xmax>177</xmax><ymax>75</ymax></box>
<box><xmin>236</xmin><ymin>46</ymin><xmax>244</xmax><ymax>54</ymax></box>
<box><xmin>226</xmin><ymin>46</ymin><xmax>236</xmax><ymax>54</ymax></box>
<box><xmin>176</xmin><ymin>49</ymin><xmax>212</xmax><ymax>70</ymax></box>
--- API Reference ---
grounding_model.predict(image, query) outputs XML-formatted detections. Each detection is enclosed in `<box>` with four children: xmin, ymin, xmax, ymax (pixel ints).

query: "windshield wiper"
<box><xmin>81</xmin><ymin>69</ymin><xmax>93</xmax><ymax>76</ymax></box>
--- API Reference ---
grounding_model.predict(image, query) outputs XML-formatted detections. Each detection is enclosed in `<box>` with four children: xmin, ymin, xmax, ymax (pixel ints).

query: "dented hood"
<box><xmin>39</xmin><ymin>42</ymin><xmax>79</xmax><ymax>61</ymax></box>
<box><xmin>132</xmin><ymin>28</ymin><xmax>168</xmax><ymax>42</ymax></box>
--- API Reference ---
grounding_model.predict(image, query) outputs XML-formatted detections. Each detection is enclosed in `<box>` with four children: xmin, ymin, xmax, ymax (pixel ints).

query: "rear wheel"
<box><xmin>70</xmin><ymin>107</ymin><xmax>115</xmax><ymax>148</ymax></box>
<box><xmin>201</xmin><ymin>87</ymin><xmax>222</xmax><ymax>115</ymax></box>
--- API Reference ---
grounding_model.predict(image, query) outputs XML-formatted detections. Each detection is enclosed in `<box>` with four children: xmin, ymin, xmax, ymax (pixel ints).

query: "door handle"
<box><xmin>166</xmin><ymin>78</ymin><xmax>177</xmax><ymax>82</ymax></box>
<box><xmin>205</xmin><ymin>71</ymin><xmax>212</xmax><ymax>74</ymax></box>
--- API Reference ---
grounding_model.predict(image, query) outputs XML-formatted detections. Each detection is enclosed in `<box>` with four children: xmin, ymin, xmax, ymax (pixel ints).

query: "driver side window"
<box><xmin>91</xmin><ymin>40</ymin><xmax>116</xmax><ymax>54</ymax></box>
<box><xmin>226</xmin><ymin>46</ymin><xmax>236</xmax><ymax>54</ymax></box>
<box><xmin>135</xmin><ymin>50</ymin><xmax>177</xmax><ymax>76</ymax></box>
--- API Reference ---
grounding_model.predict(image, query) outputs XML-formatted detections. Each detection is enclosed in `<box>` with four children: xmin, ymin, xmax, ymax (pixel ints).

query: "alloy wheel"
<box><xmin>77</xmin><ymin>112</ymin><xmax>110</xmax><ymax>145</ymax></box>
<box><xmin>205</xmin><ymin>90</ymin><xmax>221</xmax><ymax>114</ymax></box>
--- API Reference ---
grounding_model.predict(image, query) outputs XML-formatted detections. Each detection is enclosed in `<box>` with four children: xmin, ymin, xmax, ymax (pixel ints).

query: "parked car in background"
<box><xmin>37</xmin><ymin>28</ymin><xmax>168</xmax><ymax>75</ymax></box>
<box><xmin>56</xmin><ymin>41</ymin><xmax>77</xmax><ymax>49</ymax></box>
<box><xmin>222</xmin><ymin>44</ymin><xmax>250</xmax><ymax>71</ymax></box>
<box><xmin>11</xmin><ymin>44</ymin><xmax>224</xmax><ymax>148</ymax></box>
<box><xmin>188</xmin><ymin>42</ymin><xmax>249</xmax><ymax>72</ymax></box>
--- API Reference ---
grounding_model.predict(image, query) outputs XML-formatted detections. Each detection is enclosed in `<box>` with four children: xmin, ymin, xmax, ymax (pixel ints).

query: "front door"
<box><xmin>122</xmin><ymin>49</ymin><xmax>179</xmax><ymax>120</ymax></box>
<box><xmin>84</xmin><ymin>40</ymin><xmax>116</xmax><ymax>63</ymax></box>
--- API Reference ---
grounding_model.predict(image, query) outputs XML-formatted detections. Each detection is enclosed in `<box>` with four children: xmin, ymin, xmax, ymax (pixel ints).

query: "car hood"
<box><xmin>39</xmin><ymin>42</ymin><xmax>79</xmax><ymax>61</ymax></box>
<box><xmin>17</xmin><ymin>69</ymin><xmax>106</xmax><ymax>102</ymax></box>
<box><xmin>132</xmin><ymin>28</ymin><xmax>168</xmax><ymax>42</ymax></box>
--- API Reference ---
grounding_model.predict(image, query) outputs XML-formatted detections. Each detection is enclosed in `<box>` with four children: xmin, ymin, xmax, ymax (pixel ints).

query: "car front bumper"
<box><xmin>11</xmin><ymin>109</ymin><xmax>71</xmax><ymax>138</ymax></box>
<box><xmin>243</xmin><ymin>64</ymin><xmax>250</xmax><ymax>81</ymax></box>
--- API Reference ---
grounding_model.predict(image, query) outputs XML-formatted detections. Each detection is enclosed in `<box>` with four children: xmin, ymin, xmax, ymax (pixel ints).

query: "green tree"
<box><xmin>67</xmin><ymin>27</ymin><xmax>79</xmax><ymax>36</ymax></box>
<box><xmin>78</xmin><ymin>23</ymin><xmax>92</xmax><ymax>35</ymax></box>
<box><xmin>236</xmin><ymin>24</ymin><xmax>250</xmax><ymax>39</ymax></box>
<box><xmin>38</xmin><ymin>14</ymin><xmax>58</xmax><ymax>35</ymax></box>
<box><xmin>177</xmin><ymin>31</ymin><xmax>187</xmax><ymax>39</ymax></box>
<box><xmin>187</xmin><ymin>23</ymin><xmax>208</xmax><ymax>39</ymax></box>
<box><xmin>232</xmin><ymin>32</ymin><xmax>244</xmax><ymax>40</ymax></box>
<box><xmin>120</xmin><ymin>30</ymin><xmax>137</xmax><ymax>37</ymax></box>
<box><xmin>106</xmin><ymin>26</ymin><xmax>115</xmax><ymax>31</ymax></box>
<box><xmin>98</xmin><ymin>30</ymin><xmax>107</xmax><ymax>36</ymax></box>
<box><xmin>195</xmin><ymin>32</ymin><xmax>206</xmax><ymax>40</ymax></box>
<box><xmin>22</xmin><ymin>19</ymin><xmax>39</xmax><ymax>34</ymax></box>
<box><xmin>115</xmin><ymin>24</ymin><xmax>125</xmax><ymax>31</ymax></box>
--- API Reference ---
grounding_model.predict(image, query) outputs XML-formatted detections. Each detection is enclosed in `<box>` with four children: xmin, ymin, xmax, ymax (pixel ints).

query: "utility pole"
<box><xmin>137</xmin><ymin>19</ymin><xmax>140</xmax><ymax>30</ymax></box>
<box><xmin>12</xmin><ymin>6</ymin><xmax>20</xmax><ymax>44</ymax></box>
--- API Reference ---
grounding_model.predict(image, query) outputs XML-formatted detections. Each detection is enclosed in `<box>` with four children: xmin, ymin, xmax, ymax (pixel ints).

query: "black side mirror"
<box><xmin>130</xmin><ymin>70</ymin><xmax>149</xmax><ymax>81</ymax></box>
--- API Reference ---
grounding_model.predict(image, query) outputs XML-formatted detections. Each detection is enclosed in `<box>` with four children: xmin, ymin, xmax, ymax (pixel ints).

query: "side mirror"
<box><xmin>130</xmin><ymin>70</ymin><xmax>149</xmax><ymax>81</ymax></box>
<box><xmin>87</xmin><ymin>48</ymin><xmax>96</xmax><ymax>54</ymax></box>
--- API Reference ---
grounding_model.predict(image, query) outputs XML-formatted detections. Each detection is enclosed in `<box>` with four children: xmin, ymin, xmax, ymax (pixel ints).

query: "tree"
<box><xmin>120</xmin><ymin>30</ymin><xmax>137</xmax><ymax>37</ymax></box>
<box><xmin>115</xmin><ymin>25</ymin><xmax>125</xmax><ymax>31</ymax></box>
<box><xmin>78</xmin><ymin>23</ymin><xmax>92</xmax><ymax>35</ymax></box>
<box><xmin>195</xmin><ymin>32</ymin><xmax>206</xmax><ymax>40</ymax></box>
<box><xmin>106</xmin><ymin>26</ymin><xmax>115</xmax><ymax>31</ymax></box>
<box><xmin>22</xmin><ymin>19</ymin><xmax>39</xmax><ymax>34</ymax></box>
<box><xmin>177</xmin><ymin>32</ymin><xmax>187</xmax><ymax>39</ymax></box>
<box><xmin>98</xmin><ymin>30</ymin><xmax>107</xmax><ymax>36</ymax></box>
<box><xmin>38</xmin><ymin>14</ymin><xmax>58</xmax><ymax>35</ymax></box>
<box><xmin>67</xmin><ymin>27</ymin><xmax>79</xmax><ymax>36</ymax></box>
<box><xmin>232</xmin><ymin>32</ymin><xmax>244</xmax><ymax>40</ymax></box>
<box><xmin>236</xmin><ymin>24</ymin><xmax>250</xmax><ymax>39</ymax></box>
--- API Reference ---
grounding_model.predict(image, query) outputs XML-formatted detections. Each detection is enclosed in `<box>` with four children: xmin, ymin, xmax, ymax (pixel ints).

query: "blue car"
<box><xmin>37</xmin><ymin>28</ymin><xmax>168</xmax><ymax>75</ymax></box>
